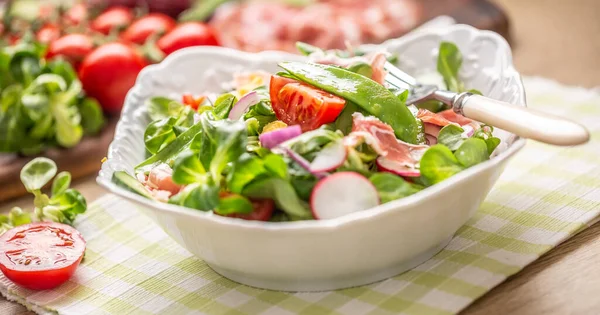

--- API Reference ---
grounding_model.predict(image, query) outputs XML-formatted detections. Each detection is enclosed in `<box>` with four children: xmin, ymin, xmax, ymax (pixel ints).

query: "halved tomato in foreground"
<box><xmin>270</xmin><ymin>75</ymin><xmax>346</xmax><ymax>131</ymax></box>
<box><xmin>0</xmin><ymin>222</ymin><xmax>86</xmax><ymax>290</ymax></box>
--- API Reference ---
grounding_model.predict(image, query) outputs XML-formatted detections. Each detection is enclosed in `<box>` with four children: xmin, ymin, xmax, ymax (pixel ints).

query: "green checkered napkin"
<box><xmin>1</xmin><ymin>77</ymin><xmax>599</xmax><ymax>315</ymax></box>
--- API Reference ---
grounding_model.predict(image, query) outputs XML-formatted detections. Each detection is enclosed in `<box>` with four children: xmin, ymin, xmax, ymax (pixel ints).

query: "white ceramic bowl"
<box><xmin>97</xmin><ymin>24</ymin><xmax>526</xmax><ymax>292</ymax></box>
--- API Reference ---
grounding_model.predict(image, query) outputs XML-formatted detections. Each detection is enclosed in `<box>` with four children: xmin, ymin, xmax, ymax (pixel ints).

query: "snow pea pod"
<box><xmin>279</xmin><ymin>62</ymin><xmax>420</xmax><ymax>144</ymax></box>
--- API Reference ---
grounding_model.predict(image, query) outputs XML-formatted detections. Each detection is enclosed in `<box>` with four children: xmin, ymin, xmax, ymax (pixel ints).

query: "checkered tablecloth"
<box><xmin>1</xmin><ymin>76</ymin><xmax>599</xmax><ymax>315</ymax></box>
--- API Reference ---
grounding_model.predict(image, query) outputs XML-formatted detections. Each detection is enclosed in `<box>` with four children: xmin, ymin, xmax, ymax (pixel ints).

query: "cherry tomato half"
<box><xmin>121</xmin><ymin>13</ymin><xmax>176</xmax><ymax>45</ymax></box>
<box><xmin>79</xmin><ymin>42</ymin><xmax>146</xmax><ymax>114</ymax></box>
<box><xmin>46</xmin><ymin>34</ymin><xmax>94</xmax><ymax>68</ymax></box>
<box><xmin>157</xmin><ymin>22</ymin><xmax>220</xmax><ymax>56</ymax></box>
<box><xmin>269</xmin><ymin>75</ymin><xmax>346</xmax><ymax>131</ymax></box>
<box><xmin>91</xmin><ymin>6</ymin><xmax>134</xmax><ymax>35</ymax></box>
<box><xmin>0</xmin><ymin>222</ymin><xmax>86</xmax><ymax>290</ymax></box>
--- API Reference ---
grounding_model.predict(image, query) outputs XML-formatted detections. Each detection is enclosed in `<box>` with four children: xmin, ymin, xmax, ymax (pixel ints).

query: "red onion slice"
<box><xmin>259</xmin><ymin>125</ymin><xmax>302</xmax><ymax>149</ymax></box>
<box><xmin>228</xmin><ymin>91</ymin><xmax>259</xmax><ymax>120</ymax></box>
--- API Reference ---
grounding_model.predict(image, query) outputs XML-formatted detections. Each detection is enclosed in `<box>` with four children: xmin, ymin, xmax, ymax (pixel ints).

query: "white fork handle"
<box><xmin>457</xmin><ymin>94</ymin><xmax>590</xmax><ymax>146</ymax></box>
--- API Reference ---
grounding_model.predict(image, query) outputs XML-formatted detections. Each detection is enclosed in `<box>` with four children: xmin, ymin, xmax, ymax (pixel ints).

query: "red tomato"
<box><xmin>46</xmin><ymin>34</ymin><xmax>94</xmax><ymax>68</ymax></box>
<box><xmin>36</xmin><ymin>24</ymin><xmax>61</xmax><ymax>44</ymax></box>
<box><xmin>64</xmin><ymin>3</ymin><xmax>88</xmax><ymax>26</ymax></box>
<box><xmin>269</xmin><ymin>75</ymin><xmax>346</xmax><ymax>131</ymax></box>
<box><xmin>0</xmin><ymin>222</ymin><xmax>85</xmax><ymax>290</ymax></box>
<box><xmin>121</xmin><ymin>13</ymin><xmax>176</xmax><ymax>44</ymax></box>
<box><xmin>79</xmin><ymin>43</ymin><xmax>146</xmax><ymax>113</ymax></box>
<box><xmin>157</xmin><ymin>22</ymin><xmax>220</xmax><ymax>56</ymax></box>
<box><xmin>91</xmin><ymin>6</ymin><xmax>134</xmax><ymax>35</ymax></box>
<box><xmin>226</xmin><ymin>198</ymin><xmax>275</xmax><ymax>221</ymax></box>
<box><xmin>181</xmin><ymin>94</ymin><xmax>206</xmax><ymax>110</ymax></box>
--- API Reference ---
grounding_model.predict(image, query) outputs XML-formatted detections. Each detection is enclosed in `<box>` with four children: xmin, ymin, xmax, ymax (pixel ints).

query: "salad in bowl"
<box><xmin>112</xmin><ymin>41</ymin><xmax>501</xmax><ymax>222</ymax></box>
<box><xmin>98</xmin><ymin>25</ymin><xmax>526</xmax><ymax>291</ymax></box>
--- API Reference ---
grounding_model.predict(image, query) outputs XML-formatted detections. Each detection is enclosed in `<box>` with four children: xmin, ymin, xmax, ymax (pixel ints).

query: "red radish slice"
<box><xmin>228</xmin><ymin>91</ymin><xmax>259</xmax><ymax>120</ymax></box>
<box><xmin>309</xmin><ymin>140</ymin><xmax>347</xmax><ymax>172</ymax></box>
<box><xmin>310</xmin><ymin>172</ymin><xmax>380</xmax><ymax>220</ymax></box>
<box><xmin>259</xmin><ymin>125</ymin><xmax>302</xmax><ymax>149</ymax></box>
<box><xmin>376</xmin><ymin>156</ymin><xmax>421</xmax><ymax>177</ymax></box>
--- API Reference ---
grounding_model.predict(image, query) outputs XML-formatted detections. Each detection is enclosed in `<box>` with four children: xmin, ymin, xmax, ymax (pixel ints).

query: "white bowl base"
<box><xmin>208</xmin><ymin>236</ymin><xmax>452</xmax><ymax>292</ymax></box>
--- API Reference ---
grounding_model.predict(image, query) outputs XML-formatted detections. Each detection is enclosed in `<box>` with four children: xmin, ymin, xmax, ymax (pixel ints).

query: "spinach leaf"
<box><xmin>243</xmin><ymin>177</ymin><xmax>313</xmax><ymax>220</ymax></box>
<box><xmin>473</xmin><ymin>125</ymin><xmax>501</xmax><ymax>155</ymax></box>
<box><xmin>169</xmin><ymin>182</ymin><xmax>219</xmax><ymax>211</ymax></box>
<box><xmin>369</xmin><ymin>173</ymin><xmax>423</xmax><ymax>203</ymax></box>
<box><xmin>172</xmin><ymin>150</ymin><xmax>207</xmax><ymax>185</ymax></box>
<box><xmin>51</xmin><ymin>171</ymin><xmax>71</xmax><ymax>197</ymax></box>
<box><xmin>77</xmin><ymin>97</ymin><xmax>105</xmax><ymax>135</ymax></box>
<box><xmin>212</xmin><ymin>93</ymin><xmax>236</xmax><ymax>120</ymax></box>
<box><xmin>283</xmin><ymin>128</ymin><xmax>342</xmax><ymax>157</ymax></box>
<box><xmin>215</xmin><ymin>193</ymin><xmax>254</xmax><ymax>215</ymax></box>
<box><xmin>146</xmin><ymin>96</ymin><xmax>186</xmax><ymax>121</ymax></box>
<box><xmin>419</xmin><ymin>144</ymin><xmax>464</xmax><ymax>185</ymax></box>
<box><xmin>437</xmin><ymin>124</ymin><xmax>465</xmax><ymax>151</ymax></box>
<box><xmin>144</xmin><ymin>117</ymin><xmax>177</xmax><ymax>154</ymax></box>
<box><xmin>136</xmin><ymin>120</ymin><xmax>204</xmax><ymax>173</ymax></box>
<box><xmin>437</xmin><ymin>42</ymin><xmax>464</xmax><ymax>93</ymax></box>
<box><xmin>454</xmin><ymin>137</ymin><xmax>489</xmax><ymax>168</ymax></box>
<box><xmin>49</xmin><ymin>189</ymin><xmax>87</xmax><ymax>225</ymax></box>
<box><xmin>20</xmin><ymin>157</ymin><xmax>57</xmax><ymax>192</ymax></box>
<box><xmin>9</xmin><ymin>207</ymin><xmax>31</xmax><ymax>226</ymax></box>
<box><xmin>227</xmin><ymin>154</ymin><xmax>267</xmax><ymax>194</ymax></box>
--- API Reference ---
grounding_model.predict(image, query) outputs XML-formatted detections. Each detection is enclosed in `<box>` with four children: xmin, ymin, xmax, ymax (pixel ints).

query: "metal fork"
<box><xmin>384</xmin><ymin>62</ymin><xmax>590</xmax><ymax>146</ymax></box>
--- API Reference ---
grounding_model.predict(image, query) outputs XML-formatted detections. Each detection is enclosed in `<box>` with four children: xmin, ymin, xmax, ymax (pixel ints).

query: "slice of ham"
<box><xmin>417</xmin><ymin>108</ymin><xmax>459</xmax><ymax>127</ymax></box>
<box><xmin>369</xmin><ymin>52</ymin><xmax>387</xmax><ymax>85</ymax></box>
<box><xmin>146</xmin><ymin>163</ymin><xmax>181</xmax><ymax>196</ymax></box>
<box><xmin>209</xmin><ymin>0</ymin><xmax>421</xmax><ymax>53</ymax></box>
<box><xmin>349</xmin><ymin>113</ymin><xmax>428</xmax><ymax>176</ymax></box>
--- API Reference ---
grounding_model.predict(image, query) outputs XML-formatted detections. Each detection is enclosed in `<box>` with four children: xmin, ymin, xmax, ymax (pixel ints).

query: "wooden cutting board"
<box><xmin>0</xmin><ymin>118</ymin><xmax>117</xmax><ymax>202</ymax></box>
<box><xmin>0</xmin><ymin>0</ymin><xmax>510</xmax><ymax>203</ymax></box>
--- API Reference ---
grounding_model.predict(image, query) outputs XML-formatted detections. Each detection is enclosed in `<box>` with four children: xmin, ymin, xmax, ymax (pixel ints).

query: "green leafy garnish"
<box><xmin>369</xmin><ymin>173</ymin><xmax>423</xmax><ymax>203</ymax></box>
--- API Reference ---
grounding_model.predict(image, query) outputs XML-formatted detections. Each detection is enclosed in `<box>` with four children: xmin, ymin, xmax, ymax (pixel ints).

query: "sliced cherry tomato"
<box><xmin>91</xmin><ymin>6</ymin><xmax>133</xmax><ymax>35</ymax></box>
<box><xmin>0</xmin><ymin>222</ymin><xmax>86</xmax><ymax>290</ymax></box>
<box><xmin>79</xmin><ymin>43</ymin><xmax>146</xmax><ymax>114</ymax></box>
<box><xmin>269</xmin><ymin>75</ymin><xmax>346</xmax><ymax>131</ymax></box>
<box><xmin>46</xmin><ymin>34</ymin><xmax>94</xmax><ymax>68</ymax></box>
<box><xmin>181</xmin><ymin>94</ymin><xmax>206</xmax><ymax>110</ymax></box>
<box><xmin>222</xmin><ymin>197</ymin><xmax>275</xmax><ymax>221</ymax></box>
<box><xmin>157</xmin><ymin>22</ymin><xmax>220</xmax><ymax>56</ymax></box>
<box><xmin>121</xmin><ymin>13</ymin><xmax>176</xmax><ymax>45</ymax></box>
<box><xmin>64</xmin><ymin>3</ymin><xmax>88</xmax><ymax>26</ymax></box>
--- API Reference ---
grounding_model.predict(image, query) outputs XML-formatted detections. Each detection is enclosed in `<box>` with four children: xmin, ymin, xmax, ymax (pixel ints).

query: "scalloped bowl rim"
<box><xmin>97</xmin><ymin>24</ymin><xmax>527</xmax><ymax>231</ymax></box>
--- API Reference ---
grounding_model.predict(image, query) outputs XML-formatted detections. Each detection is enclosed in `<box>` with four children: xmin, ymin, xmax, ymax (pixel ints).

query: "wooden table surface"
<box><xmin>2</xmin><ymin>0</ymin><xmax>600</xmax><ymax>314</ymax></box>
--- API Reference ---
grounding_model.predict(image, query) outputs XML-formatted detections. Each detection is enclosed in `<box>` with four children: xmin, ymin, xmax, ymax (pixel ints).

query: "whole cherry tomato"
<box><xmin>157</xmin><ymin>22</ymin><xmax>219</xmax><ymax>56</ymax></box>
<box><xmin>36</xmin><ymin>24</ymin><xmax>61</xmax><ymax>44</ymax></box>
<box><xmin>121</xmin><ymin>13</ymin><xmax>176</xmax><ymax>44</ymax></box>
<box><xmin>46</xmin><ymin>34</ymin><xmax>94</xmax><ymax>69</ymax></box>
<box><xmin>91</xmin><ymin>6</ymin><xmax>134</xmax><ymax>35</ymax></box>
<box><xmin>64</xmin><ymin>3</ymin><xmax>88</xmax><ymax>26</ymax></box>
<box><xmin>0</xmin><ymin>222</ymin><xmax>86</xmax><ymax>290</ymax></box>
<box><xmin>79</xmin><ymin>42</ymin><xmax>146</xmax><ymax>114</ymax></box>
